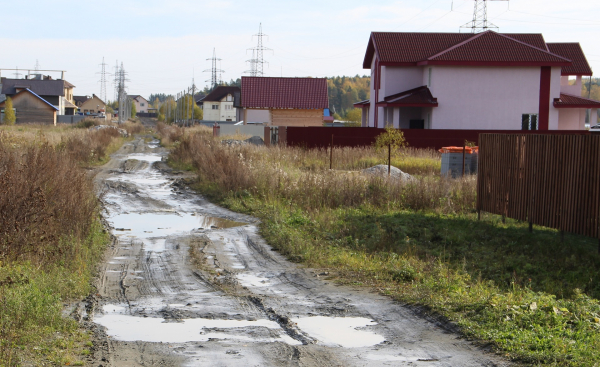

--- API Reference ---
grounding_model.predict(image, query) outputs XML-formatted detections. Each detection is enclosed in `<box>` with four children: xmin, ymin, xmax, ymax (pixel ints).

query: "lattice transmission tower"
<box><xmin>460</xmin><ymin>0</ymin><xmax>509</xmax><ymax>33</ymax></box>
<box><xmin>246</xmin><ymin>23</ymin><xmax>272</xmax><ymax>76</ymax></box>
<box><xmin>204</xmin><ymin>48</ymin><xmax>224</xmax><ymax>90</ymax></box>
<box><xmin>98</xmin><ymin>57</ymin><xmax>108</xmax><ymax>102</ymax></box>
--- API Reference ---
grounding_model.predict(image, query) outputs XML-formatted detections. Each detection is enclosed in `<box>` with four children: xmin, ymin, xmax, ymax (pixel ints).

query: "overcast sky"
<box><xmin>2</xmin><ymin>0</ymin><xmax>599</xmax><ymax>99</ymax></box>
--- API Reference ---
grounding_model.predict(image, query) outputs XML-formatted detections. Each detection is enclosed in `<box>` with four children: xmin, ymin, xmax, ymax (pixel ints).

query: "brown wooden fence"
<box><xmin>477</xmin><ymin>134</ymin><xmax>600</xmax><ymax>241</ymax></box>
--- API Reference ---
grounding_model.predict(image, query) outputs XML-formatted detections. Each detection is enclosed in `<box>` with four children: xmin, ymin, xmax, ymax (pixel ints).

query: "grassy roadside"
<box><xmin>164</xmin><ymin>128</ymin><xmax>600</xmax><ymax>367</ymax></box>
<box><xmin>0</xmin><ymin>122</ymin><xmax>141</xmax><ymax>366</ymax></box>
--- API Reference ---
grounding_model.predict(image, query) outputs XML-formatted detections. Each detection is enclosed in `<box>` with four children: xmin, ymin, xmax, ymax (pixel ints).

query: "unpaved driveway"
<box><xmin>85</xmin><ymin>136</ymin><xmax>510</xmax><ymax>366</ymax></box>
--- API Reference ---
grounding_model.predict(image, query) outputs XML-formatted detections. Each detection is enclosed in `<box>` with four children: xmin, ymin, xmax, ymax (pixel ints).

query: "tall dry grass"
<box><xmin>170</xmin><ymin>132</ymin><xmax>474</xmax><ymax>213</ymax></box>
<box><xmin>0</xmin><ymin>123</ymin><xmax>132</xmax><ymax>365</ymax></box>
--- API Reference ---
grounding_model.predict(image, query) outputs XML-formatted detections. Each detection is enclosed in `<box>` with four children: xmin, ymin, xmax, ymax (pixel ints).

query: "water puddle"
<box><xmin>293</xmin><ymin>316</ymin><xmax>384</xmax><ymax>348</ymax></box>
<box><xmin>237</xmin><ymin>274</ymin><xmax>270</xmax><ymax>287</ymax></box>
<box><xmin>96</xmin><ymin>304</ymin><xmax>300</xmax><ymax>345</ymax></box>
<box><xmin>108</xmin><ymin>212</ymin><xmax>246</xmax><ymax>246</ymax></box>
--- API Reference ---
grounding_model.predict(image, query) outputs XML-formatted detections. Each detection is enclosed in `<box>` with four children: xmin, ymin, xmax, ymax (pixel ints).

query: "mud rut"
<box><xmin>84</xmin><ymin>136</ymin><xmax>510</xmax><ymax>367</ymax></box>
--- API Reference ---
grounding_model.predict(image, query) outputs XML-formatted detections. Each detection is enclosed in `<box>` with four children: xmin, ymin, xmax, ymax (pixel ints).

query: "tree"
<box><xmin>131</xmin><ymin>101</ymin><xmax>137</xmax><ymax>118</ymax></box>
<box><xmin>345</xmin><ymin>108</ymin><xmax>361</xmax><ymax>123</ymax></box>
<box><xmin>3</xmin><ymin>97</ymin><xmax>16</xmax><ymax>125</ymax></box>
<box><xmin>374</xmin><ymin>125</ymin><xmax>407</xmax><ymax>175</ymax></box>
<box><xmin>193</xmin><ymin>105</ymin><xmax>203</xmax><ymax>121</ymax></box>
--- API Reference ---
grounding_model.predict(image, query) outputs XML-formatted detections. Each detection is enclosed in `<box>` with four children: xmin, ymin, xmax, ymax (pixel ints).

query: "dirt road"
<box><xmin>85</xmin><ymin>136</ymin><xmax>510</xmax><ymax>366</ymax></box>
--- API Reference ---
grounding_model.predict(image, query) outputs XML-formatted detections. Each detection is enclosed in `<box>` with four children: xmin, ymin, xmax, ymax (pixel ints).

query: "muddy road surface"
<box><xmin>87</xmin><ymin>137</ymin><xmax>509</xmax><ymax>366</ymax></box>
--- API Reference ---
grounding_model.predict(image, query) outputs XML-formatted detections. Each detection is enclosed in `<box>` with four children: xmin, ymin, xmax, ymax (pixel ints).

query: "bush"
<box><xmin>3</xmin><ymin>97</ymin><xmax>16</xmax><ymax>125</ymax></box>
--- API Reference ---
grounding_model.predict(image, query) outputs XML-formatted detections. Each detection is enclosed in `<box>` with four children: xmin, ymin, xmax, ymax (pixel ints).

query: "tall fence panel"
<box><xmin>477</xmin><ymin>134</ymin><xmax>600</xmax><ymax>239</ymax></box>
<box><xmin>285</xmin><ymin>127</ymin><xmax>590</xmax><ymax>150</ymax></box>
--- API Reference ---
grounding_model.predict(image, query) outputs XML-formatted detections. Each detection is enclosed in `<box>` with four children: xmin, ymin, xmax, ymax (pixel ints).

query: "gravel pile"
<box><xmin>361</xmin><ymin>165</ymin><xmax>414</xmax><ymax>182</ymax></box>
<box><xmin>221</xmin><ymin>139</ymin><xmax>245</xmax><ymax>146</ymax></box>
<box><xmin>90</xmin><ymin>125</ymin><xmax>129</xmax><ymax>137</ymax></box>
<box><xmin>221</xmin><ymin>136</ymin><xmax>265</xmax><ymax>146</ymax></box>
<box><xmin>244</xmin><ymin>136</ymin><xmax>264</xmax><ymax>146</ymax></box>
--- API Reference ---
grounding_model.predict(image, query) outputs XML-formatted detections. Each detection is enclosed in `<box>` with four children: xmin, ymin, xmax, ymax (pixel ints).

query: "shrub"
<box><xmin>3</xmin><ymin>97</ymin><xmax>16</xmax><ymax>125</ymax></box>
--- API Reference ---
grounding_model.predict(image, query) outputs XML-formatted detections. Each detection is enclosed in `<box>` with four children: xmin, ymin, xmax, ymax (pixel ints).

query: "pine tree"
<box><xmin>3</xmin><ymin>97</ymin><xmax>16</xmax><ymax>125</ymax></box>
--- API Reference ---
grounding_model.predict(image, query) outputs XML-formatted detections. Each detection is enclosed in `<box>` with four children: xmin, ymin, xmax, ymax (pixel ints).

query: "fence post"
<box><xmin>330</xmin><ymin>134</ymin><xmax>334</xmax><ymax>170</ymax></box>
<box><xmin>462</xmin><ymin>142</ymin><xmax>466</xmax><ymax>177</ymax></box>
<box><xmin>388</xmin><ymin>143</ymin><xmax>391</xmax><ymax>176</ymax></box>
<box><xmin>212</xmin><ymin>123</ymin><xmax>220</xmax><ymax>137</ymax></box>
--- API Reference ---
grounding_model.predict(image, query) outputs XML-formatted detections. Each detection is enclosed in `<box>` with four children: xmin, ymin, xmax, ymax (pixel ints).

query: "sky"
<box><xmin>2</xmin><ymin>0</ymin><xmax>599</xmax><ymax>100</ymax></box>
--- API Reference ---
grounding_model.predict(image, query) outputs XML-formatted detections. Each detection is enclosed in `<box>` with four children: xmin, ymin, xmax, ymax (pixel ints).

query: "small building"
<box><xmin>357</xmin><ymin>30</ymin><xmax>600</xmax><ymax>130</ymax></box>
<box><xmin>73</xmin><ymin>94</ymin><xmax>106</xmax><ymax>115</ymax></box>
<box><xmin>128</xmin><ymin>95</ymin><xmax>150</xmax><ymax>113</ymax></box>
<box><xmin>200</xmin><ymin>86</ymin><xmax>240</xmax><ymax>122</ymax></box>
<box><xmin>1</xmin><ymin>75</ymin><xmax>76</xmax><ymax>116</ymax></box>
<box><xmin>240</xmin><ymin>77</ymin><xmax>329</xmax><ymax>126</ymax></box>
<box><xmin>0</xmin><ymin>88</ymin><xmax>58</xmax><ymax>125</ymax></box>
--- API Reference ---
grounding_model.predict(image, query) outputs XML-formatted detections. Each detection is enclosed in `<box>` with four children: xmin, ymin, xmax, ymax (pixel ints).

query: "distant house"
<box><xmin>73</xmin><ymin>94</ymin><xmax>106</xmax><ymax>115</ymax></box>
<box><xmin>1</xmin><ymin>75</ymin><xmax>77</xmax><ymax>116</ymax></box>
<box><xmin>240</xmin><ymin>77</ymin><xmax>329</xmax><ymax>126</ymax></box>
<box><xmin>0</xmin><ymin>88</ymin><xmax>58</xmax><ymax>125</ymax></box>
<box><xmin>128</xmin><ymin>95</ymin><xmax>150</xmax><ymax>113</ymax></box>
<box><xmin>200</xmin><ymin>86</ymin><xmax>240</xmax><ymax>122</ymax></box>
<box><xmin>357</xmin><ymin>30</ymin><xmax>600</xmax><ymax>130</ymax></box>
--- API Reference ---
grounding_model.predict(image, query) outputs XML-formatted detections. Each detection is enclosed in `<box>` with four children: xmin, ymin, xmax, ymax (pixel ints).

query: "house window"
<box><xmin>522</xmin><ymin>114</ymin><xmax>538</xmax><ymax>130</ymax></box>
<box><xmin>141</xmin><ymin>103</ymin><xmax>145</xmax><ymax>107</ymax></box>
<box><xmin>212</xmin><ymin>105</ymin><xmax>219</xmax><ymax>110</ymax></box>
<box><xmin>428</xmin><ymin>68</ymin><xmax>432</xmax><ymax>87</ymax></box>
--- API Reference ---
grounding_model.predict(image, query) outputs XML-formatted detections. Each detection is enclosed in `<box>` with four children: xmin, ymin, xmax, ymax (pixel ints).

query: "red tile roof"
<box><xmin>553</xmin><ymin>93</ymin><xmax>600</xmax><ymax>108</ymax></box>
<box><xmin>547</xmin><ymin>43</ymin><xmax>593</xmax><ymax>76</ymax></box>
<box><xmin>425</xmin><ymin>32</ymin><xmax>569</xmax><ymax>65</ymax></box>
<box><xmin>241</xmin><ymin>77</ymin><xmax>328</xmax><ymax>109</ymax></box>
<box><xmin>353</xmin><ymin>99</ymin><xmax>370</xmax><ymax>108</ymax></box>
<box><xmin>364</xmin><ymin>31</ymin><xmax>571</xmax><ymax>68</ymax></box>
<box><xmin>378</xmin><ymin>86</ymin><xmax>438</xmax><ymax>107</ymax></box>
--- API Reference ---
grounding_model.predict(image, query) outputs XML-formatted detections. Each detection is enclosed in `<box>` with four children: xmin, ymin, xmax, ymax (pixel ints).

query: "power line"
<box><xmin>460</xmin><ymin>0</ymin><xmax>509</xmax><ymax>33</ymax></box>
<box><xmin>246</xmin><ymin>23</ymin><xmax>272</xmax><ymax>76</ymax></box>
<box><xmin>203</xmin><ymin>48</ymin><xmax>224</xmax><ymax>90</ymax></box>
<box><xmin>98</xmin><ymin>57</ymin><xmax>108</xmax><ymax>102</ymax></box>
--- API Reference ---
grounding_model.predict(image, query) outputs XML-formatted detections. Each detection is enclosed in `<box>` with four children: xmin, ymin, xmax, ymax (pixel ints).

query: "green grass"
<box><xmin>165</xmin><ymin>130</ymin><xmax>600</xmax><ymax>366</ymax></box>
<box><xmin>0</xmin><ymin>221</ymin><xmax>108</xmax><ymax>366</ymax></box>
<box><xmin>214</xmin><ymin>194</ymin><xmax>600</xmax><ymax>366</ymax></box>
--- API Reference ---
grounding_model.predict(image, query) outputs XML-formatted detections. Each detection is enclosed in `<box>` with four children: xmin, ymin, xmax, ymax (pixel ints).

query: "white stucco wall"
<box><xmin>203</xmin><ymin>102</ymin><xmax>220</xmax><ymax>121</ymax></box>
<box><xmin>380</xmin><ymin>66</ymin><xmax>423</xmax><ymax>97</ymax></box>
<box><xmin>368</xmin><ymin>57</ymin><xmax>376</xmax><ymax>127</ymax></box>
<box><xmin>548</xmin><ymin>67</ymin><xmax>562</xmax><ymax>130</ymax></box>
<box><xmin>429</xmin><ymin>66</ymin><xmax>542</xmax><ymax>130</ymax></box>
<box><xmin>558</xmin><ymin>108</ymin><xmax>586</xmax><ymax>130</ymax></box>
<box><xmin>560</xmin><ymin>76</ymin><xmax>582</xmax><ymax>96</ymax></box>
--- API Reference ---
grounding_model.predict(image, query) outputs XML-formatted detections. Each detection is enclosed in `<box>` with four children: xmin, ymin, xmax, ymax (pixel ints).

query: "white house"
<box><xmin>356</xmin><ymin>30</ymin><xmax>600</xmax><ymax>130</ymax></box>
<box><xmin>128</xmin><ymin>95</ymin><xmax>150</xmax><ymax>113</ymax></box>
<box><xmin>200</xmin><ymin>86</ymin><xmax>240</xmax><ymax>122</ymax></box>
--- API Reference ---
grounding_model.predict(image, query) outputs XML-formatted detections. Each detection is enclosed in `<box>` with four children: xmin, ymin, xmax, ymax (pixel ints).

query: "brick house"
<box><xmin>240</xmin><ymin>77</ymin><xmax>329</xmax><ymax>126</ymax></box>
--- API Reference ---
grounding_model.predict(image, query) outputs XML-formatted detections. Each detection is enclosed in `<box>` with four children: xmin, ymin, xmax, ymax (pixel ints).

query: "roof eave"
<box><xmin>376</xmin><ymin>102</ymin><xmax>438</xmax><ymax>108</ymax></box>
<box><xmin>417</xmin><ymin>60</ymin><xmax>572</xmax><ymax>67</ymax></box>
<box><xmin>362</xmin><ymin>33</ymin><xmax>376</xmax><ymax>69</ymax></box>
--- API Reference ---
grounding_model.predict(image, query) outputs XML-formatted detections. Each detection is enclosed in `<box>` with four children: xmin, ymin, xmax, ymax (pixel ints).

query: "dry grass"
<box><xmin>0</xmin><ymin>122</ymin><xmax>134</xmax><ymax>365</ymax></box>
<box><xmin>170</xmin><ymin>132</ymin><xmax>471</xmax><ymax>213</ymax></box>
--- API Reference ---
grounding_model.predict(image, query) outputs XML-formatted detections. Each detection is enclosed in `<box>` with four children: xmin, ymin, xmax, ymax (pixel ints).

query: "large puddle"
<box><xmin>96</xmin><ymin>304</ymin><xmax>300</xmax><ymax>345</ymax></box>
<box><xmin>293</xmin><ymin>316</ymin><xmax>385</xmax><ymax>348</ymax></box>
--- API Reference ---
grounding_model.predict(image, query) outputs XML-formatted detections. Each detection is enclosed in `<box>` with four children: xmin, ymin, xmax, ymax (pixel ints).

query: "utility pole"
<box><xmin>203</xmin><ymin>48</ymin><xmax>224</xmax><ymax>90</ymax></box>
<box><xmin>117</xmin><ymin>63</ymin><xmax>129</xmax><ymax>124</ymax></box>
<box><xmin>246</xmin><ymin>23</ymin><xmax>273</xmax><ymax>76</ymax></box>
<box><xmin>460</xmin><ymin>0</ymin><xmax>509</xmax><ymax>33</ymax></box>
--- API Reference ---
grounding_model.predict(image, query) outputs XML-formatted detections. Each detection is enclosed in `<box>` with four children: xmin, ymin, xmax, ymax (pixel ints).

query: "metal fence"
<box><xmin>57</xmin><ymin>115</ymin><xmax>87</xmax><ymax>124</ymax></box>
<box><xmin>285</xmin><ymin>127</ymin><xmax>590</xmax><ymax>150</ymax></box>
<box><xmin>477</xmin><ymin>134</ymin><xmax>600</xmax><ymax>241</ymax></box>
